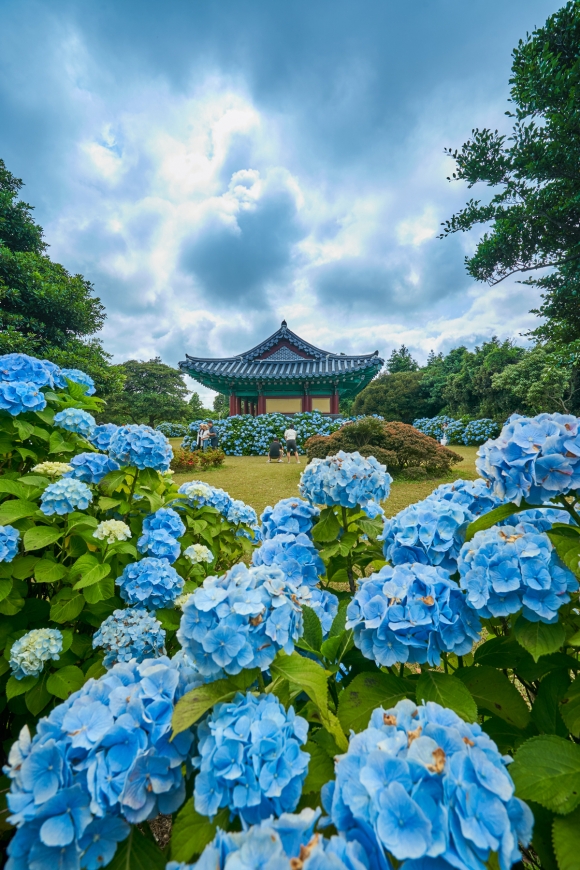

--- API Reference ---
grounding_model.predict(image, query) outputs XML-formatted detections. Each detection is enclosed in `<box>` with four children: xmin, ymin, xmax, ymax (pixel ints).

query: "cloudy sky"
<box><xmin>0</xmin><ymin>0</ymin><xmax>560</xmax><ymax>401</ymax></box>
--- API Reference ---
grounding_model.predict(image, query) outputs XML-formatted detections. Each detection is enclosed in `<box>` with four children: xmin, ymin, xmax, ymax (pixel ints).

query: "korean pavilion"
<box><xmin>179</xmin><ymin>321</ymin><xmax>383</xmax><ymax>416</ymax></box>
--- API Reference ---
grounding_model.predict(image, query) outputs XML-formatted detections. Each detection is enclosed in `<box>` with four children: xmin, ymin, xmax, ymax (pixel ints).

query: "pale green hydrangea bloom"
<box><xmin>9</xmin><ymin>628</ymin><xmax>63</xmax><ymax>679</ymax></box>
<box><xmin>184</xmin><ymin>543</ymin><xmax>214</xmax><ymax>564</ymax></box>
<box><xmin>93</xmin><ymin>519</ymin><xmax>132</xmax><ymax>544</ymax></box>
<box><xmin>32</xmin><ymin>461</ymin><xmax>73</xmax><ymax>478</ymax></box>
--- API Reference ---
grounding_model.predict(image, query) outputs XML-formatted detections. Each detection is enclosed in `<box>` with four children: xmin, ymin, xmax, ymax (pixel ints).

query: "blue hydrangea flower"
<box><xmin>194</xmin><ymin>692</ymin><xmax>309</xmax><ymax>823</ymax></box>
<box><xmin>226</xmin><ymin>498</ymin><xmax>259</xmax><ymax>528</ymax></box>
<box><xmin>40</xmin><ymin>477</ymin><xmax>93</xmax><ymax>515</ymax></box>
<box><xmin>0</xmin><ymin>380</ymin><xmax>47</xmax><ymax>415</ymax></box>
<box><xmin>178</xmin><ymin>480</ymin><xmax>233</xmax><ymax>515</ymax></box>
<box><xmin>309</xmin><ymin>587</ymin><xmax>339</xmax><ymax>635</ymax></box>
<box><xmin>252</xmin><ymin>532</ymin><xmax>325</xmax><ymax>589</ymax></box>
<box><xmin>117</xmin><ymin>557</ymin><xmax>184</xmax><ymax>609</ymax></box>
<box><xmin>4</xmin><ymin>656</ymin><xmax>197</xmax><ymax>869</ymax></box>
<box><xmin>53</xmin><ymin>367</ymin><xmax>96</xmax><ymax>395</ymax></box>
<box><xmin>166</xmin><ymin>808</ymin><xmax>376</xmax><ymax>870</ymax></box>
<box><xmin>346</xmin><ymin>562</ymin><xmax>481</xmax><ymax>667</ymax></box>
<box><xmin>177</xmin><ymin>563</ymin><xmax>303</xmax><ymax>678</ymax></box>
<box><xmin>380</xmin><ymin>478</ymin><xmax>503</xmax><ymax>572</ymax></box>
<box><xmin>93</xmin><ymin>608</ymin><xmax>166</xmax><ymax>667</ymax></box>
<box><xmin>0</xmin><ymin>353</ymin><xmax>54</xmax><ymax>387</ymax></box>
<box><xmin>458</xmin><ymin>521</ymin><xmax>578</xmax><ymax>623</ymax></box>
<box><xmin>323</xmin><ymin>698</ymin><xmax>533</xmax><ymax>870</ymax></box>
<box><xmin>53</xmin><ymin>408</ymin><xmax>96</xmax><ymax>438</ymax></box>
<box><xmin>67</xmin><ymin>451</ymin><xmax>120</xmax><ymax>484</ymax></box>
<box><xmin>477</xmin><ymin>412</ymin><xmax>580</xmax><ymax>504</ymax></box>
<box><xmin>299</xmin><ymin>451</ymin><xmax>392</xmax><ymax>510</ymax></box>
<box><xmin>9</xmin><ymin>629</ymin><xmax>63</xmax><ymax>679</ymax></box>
<box><xmin>142</xmin><ymin>507</ymin><xmax>186</xmax><ymax>539</ymax></box>
<box><xmin>0</xmin><ymin>525</ymin><xmax>20</xmax><ymax>562</ymax></box>
<box><xmin>137</xmin><ymin>529</ymin><xmax>181</xmax><ymax>562</ymax></box>
<box><xmin>108</xmin><ymin>424</ymin><xmax>173</xmax><ymax>471</ymax></box>
<box><xmin>88</xmin><ymin>423</ymin><xmax>118</xmax><ymax>451</ymax></box>
<box><xmin>261</xmin><ymin>497</ymin><xmax>320</xmax><ymax>539</ymax></box>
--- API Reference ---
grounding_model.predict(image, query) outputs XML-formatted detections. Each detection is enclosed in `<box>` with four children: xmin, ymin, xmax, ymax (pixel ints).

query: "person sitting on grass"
<box><xmin>284</xmin><ymin>424</ymin><xmax>300</xmax><ymax>464</ymax></box>
<box><xmin>267</xmin><ymin>436</ymin><xmax>283</xmax><ymax>463</ymax></box>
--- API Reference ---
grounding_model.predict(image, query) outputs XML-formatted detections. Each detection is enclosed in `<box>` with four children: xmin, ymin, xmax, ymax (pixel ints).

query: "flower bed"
<box><xmin>171</xmin><ymin>446</ymin><xmax>225</xmax><ymax>472</ymax></box>
<box><xmin>413</xmin><ymin>414</ymin><xmax>500</xmax><ymax>444</ymax></box>
<box><xmin>1</xmin><ymin>358</ymin><xmax>579</xmax><ymax>870</ymax></box>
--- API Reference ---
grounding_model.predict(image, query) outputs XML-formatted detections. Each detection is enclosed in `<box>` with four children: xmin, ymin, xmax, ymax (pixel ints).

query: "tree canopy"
<box><xmin>441</xmin><ymin>1</ymin><xmax>580</xmax><ymax>348</ymax></box>
<box><xmin>0</xmin><ymin>159</ymin><xmax>121</xmax><ymax>394</ymax></box>
<box><xmin>101</xmin><ymin>358</ymin><xmax>191</xmax><ymax>428</ymax></box>
<box><xmin>386</xmin><ymin>344</ymin><xmax>419</xmax><ymax>373</ymax></box>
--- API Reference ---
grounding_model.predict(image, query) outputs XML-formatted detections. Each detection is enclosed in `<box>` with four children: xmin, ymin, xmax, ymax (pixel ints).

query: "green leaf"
<box><xmin>464</xmin><ymin>500</ymin><xmax>540</xmax><ymax>542</ymax></box>
<box><xmin>548</xmin><ymin>526</ymin><xmax>580</xmax><ymax>578</ymax></box>
<box><xmin>46</xmin><ymin>665</ymin><xmax>85</xmax><ymax>699</ymax></box>
<box><xmin>0</xmin><ymin>577</ymin><xmax>12</xmax><ymax>602</ymax></box>
<box><xmin>34</xmin><ymin>560</ymin><xmax>67</xmax><ymax>583</ymax></box>
<box><xmin>514</xmin><ymin>615</ymin><xmax>565</xmax><ymax>662</ymax></box>
<box><xmin>301</xmin><ymin>606</ymin><xmax>323</xmax><ymax>652</ymax></box>
<box><xmin>72</xmin><ymin>563</ymin><xmax>111</xmax><ymax>591</ymax></box>
<box><xmin>100</xmin><ymin>469</ymin><xmax>129</xmax><ymax>495</ymax></box>
<box><xmin>50</xmin><ymin>592</ymin><xmax>85</xmax><ymax>623</ymax></box>
<box><xmin>302</xmin><ymin>741</ymin><xmax>335</xmax><ymax>794</ymax></box>
<box><xmin>329</xmin><ymin>598</ymin><xmax>349</xmax><ymax>637</ymax></box>
<box><xmin>108</xmin><ymin>826</ymin><xmax>165</xmax><ymax>870</ymax></box>
<box><xmin>560</xmin><ymin>679</ymin><xmax>580</xmax><ymax>737</ymax></box>
<box><xmin>337</xmin><ymin>671</ymin><xmax>411</xmax><ymax>733</ymax></box>
<box><xmin>82</xmin><ymin>575</ymin><xmax>114</xmax><ymax>604</ymax></box>
<box><xmin>138</xmin><ymin>467</ymin><xmax>161</xmax><ymax>490</ymax></box>
<box><xmin>531</xmin><ymin>669</ymin><xmax>570</xmax><ymax>736</ymax></box>
<box><xmin>456</xmin><ymin>666</ymin><xmax>530</xmax><ymax>729</ymax></box>
<box><xmin>0</xmin><ymin>499</ymin><xmax>38</xmax><ymax>525</ymax></box>
<box><xmin>23</xmin><ymin>526</ymin><xmax>63</xmax><ymax>551</ymax></box>
<box><xmin>271</xmin><ymin>651</ymin><xmax>329</xmax><ymax>716</ymax></box>
<box><xmin>0</xmin><ymin>479</ymin><xmax>34</xmax><ymax>499</ymax></box>
<box><xmin>10</xmin><ymin>555</ymin><xmax>39</xmax><ymax>579</ymax></box>
<box><xmin>481</xmin><ymin>716</ymin><xmax>532</xmax><ymax>755</ymax></box>
<box><xmin>170</xmin><ymin>802</ymin><xmax>228</xmax><ymax>863</ymax></box>
<box><xmin>155</xmin><ymin>608</ymin><xmax>181</xmax><ymax>631</ymax></box>
<box><xmin>98</xmin><ymin>497</ymin><xmax>122</xmax><ymax>511</ymax></box>
<box><xmin>6</xmin><ymin>674</ymin><xmax>38</xmax><ymax>700</ymax></box>
<box><xmin>311</xmin><ymin>507</ymin><xmax>341</xmax><ymax>543</ymax></box>
<box><xmin>553</xmin><ymin>806</ymin><xmax>580</xmax><ymax>870</ymax></box>
<box><xmin>473</xmin><ymin>634</ymin><xmax>532</xmax><ymax>669</ymax></box>
<box><xmin>25</xmin><ymin>672</ymin><xmax>52</xmax><ymax>716</ymax></box>
<box><xmin>18</xmin><ymin>474</ymin><xmax>50</xmax><ymax>487</ymax></box>
<box><xmin>84</xmin><ymin>659</ymin><xmax>107</xmax><ymax>680</ymax></box>
<box><xmin>527</xmin><ymin>802</ymin><xmax>559</xmax><ymax>870</ymax></box>
<box><xmin>172</xmin><ymin>679</ymin><xmax>237</xmax><ymax>735</ymax></box>
<box><xmin>14</xmin><ymin>419</ymin><xmax>35</xmax><ymax>441</ymax></box>
<box><xmin>416</xmin><ymin>671</ymin><xmax>477</xmax><ymax>722</ymax></box>
<box><xmin>511</xmin><ymin>735</ymin><xmax>580</xmax><ymax>813</ymax></box>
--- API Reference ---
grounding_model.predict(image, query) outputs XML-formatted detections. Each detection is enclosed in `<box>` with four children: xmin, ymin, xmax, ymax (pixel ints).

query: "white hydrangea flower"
<box><xmin>174</xmin><ymin>591</ymin><xmax>195</xmax><ymax>610</ymax></box>
<box><xmin>9</xmin><ymin>628</ymin><xmax>63</xmax><ymax>679</ymax></box>
<box><xmin>184</xmin><ymin>544</ymin><xmax>214</xmax><ymax>564</ymax></box>
<box><xmin>93</xmin><ymin>519</ymin><xmax>132</xmax><ymax>544</ymax></box>
<box><xmin>32</xmin><ymin>461</ymin><xmax>73</xmax><ymax>478</ymax></box>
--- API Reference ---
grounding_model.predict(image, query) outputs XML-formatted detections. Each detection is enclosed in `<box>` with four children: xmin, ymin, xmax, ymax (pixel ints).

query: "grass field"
<box><xmin>170</xmin><ymin>440</ymin><xmax>480</xmax><ymax>516</ymax></box>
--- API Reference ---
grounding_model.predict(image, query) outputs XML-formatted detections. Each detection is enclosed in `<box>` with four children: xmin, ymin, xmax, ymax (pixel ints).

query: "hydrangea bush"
<box><xmin>1</xmin><ymin>360</ymin><xmax>579</xmax><ymax>870</ymax></box>
<box><xmin>413</xmin><ymin>415</ymin><xmax>500</xmax><ymax>444</ymax></box>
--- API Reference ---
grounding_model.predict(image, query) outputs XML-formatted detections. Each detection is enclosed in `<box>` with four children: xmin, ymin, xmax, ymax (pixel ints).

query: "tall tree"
<box><xmin>387</xmin><ymin>345</ymin><xmax>419</xmax><ymax>374</ymax></box>
<box><xmin>441</xmin><ymin>1</ymin><xmax>580</xmax><ymax>348</ymax></box>
<box><xmin>102</xmin><ymin>358</ymin><xmax>190</xmax><ymax>428</ymax></box>
<box><xmin>0</xmin><ymin>159</ymin><xmax>121</xmax><ymax>394</ymax></box>
<box><xmin>352</xmin><ymin>371</ymin><xmax>436</xmax><ymax>423</ymax></box>
<box><xmin>213</xmin><ymin>393</ymin><xmax>229</xmax><ymax>417</ymax></box>
<box><xmin>187</xmin><ymin>392</ymin><xmax>212</xmax><ymax>419</ymax></box>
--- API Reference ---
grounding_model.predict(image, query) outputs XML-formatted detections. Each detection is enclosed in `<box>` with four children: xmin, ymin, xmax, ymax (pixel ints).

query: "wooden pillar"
<box><xmin>302</xmin><ymin>383</ymin><xmax>312</xmax><ymax>412</ymax></box>
<box><xmin>229</xmin><ymin>393</ymin><xmax>238</xmax><ymax>416</ymax></box>
<box><xmin>330</xmin><ymin>390</ymin><xmax>339</xmax><ymax>415</ymax></box>
<box><xmin>237</xmin><ymin>396</ymin><xmax>243</xmax><ymax>415</ymax></box>
<box><xmin>257</xmin><ymin>394</ymin><xmax>266</xmax><ymax>415</ymax></box>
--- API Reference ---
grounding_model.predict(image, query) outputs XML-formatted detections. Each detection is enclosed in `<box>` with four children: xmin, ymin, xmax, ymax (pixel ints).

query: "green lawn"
<box><xmin>170</xmin><ymin>441</ymin><xmax>480</xmax><ymax>516</ymax></box>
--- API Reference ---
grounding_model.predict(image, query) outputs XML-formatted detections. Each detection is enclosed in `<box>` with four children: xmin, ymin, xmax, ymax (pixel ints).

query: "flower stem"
<box><xmin>341</xmin><ymin>506</ymin><xmax>356</xmax><ymax>593</ymax></box>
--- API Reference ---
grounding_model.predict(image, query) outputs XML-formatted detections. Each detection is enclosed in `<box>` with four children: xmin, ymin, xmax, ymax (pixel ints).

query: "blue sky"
<box><xmin>0</xmin><ymin>0</ymin><xmax>561</xmax><ymax>401</ymax></box>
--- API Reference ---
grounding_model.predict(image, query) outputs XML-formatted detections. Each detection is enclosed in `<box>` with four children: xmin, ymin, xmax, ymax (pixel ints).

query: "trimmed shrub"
<box><xmin>304</xmin><ymin>417</ymin><xmax>463</xmax><ymax>476</ymax></box>
<box><xmin>156</xmin><ymin>421</ymin><xmax>188</xmax><ymax>437</ymax></box>
<box><xmin>171</xmin><ymin>447</ymin><xmax>225</xmax><ymax>472</ymax></box>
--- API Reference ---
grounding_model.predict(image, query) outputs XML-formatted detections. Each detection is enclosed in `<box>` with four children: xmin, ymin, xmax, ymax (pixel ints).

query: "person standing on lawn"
<box><xmin>284</xmin><ymin>424</ymin><xmax>299</xmax><ymax>463</ymax></box>
<box><xmin>208</xmin><ymin>421</ymin><xmax>219</xmax><ymax>448</ymax></box>
<box><xmin>267</xmin><ymin>437</ymin><xmax>283</xmax><ymax>463</ymax></box>
<box><xmin>200</xmin><ymin>424</ymin><xmax>211</xmax><ymax>451</ymax></box>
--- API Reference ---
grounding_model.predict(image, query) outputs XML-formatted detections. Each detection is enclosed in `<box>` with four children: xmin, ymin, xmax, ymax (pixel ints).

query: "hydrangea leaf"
<box><xmin>46</xmin><ymin>665</ymin><xmax>85</xmax><ymax>700</ymax></box>
<box><xmin>416</xmin><ymin>671</ymin><xmax>478</xmax><ymax>723</ymax></box>
<box><xmin>271</xmin><ymin>651</ymin><xmax>329</xmax><ymax>716</ymax></box>
<box><xmin>10</xmin><ymin>555</ymin><xmax>39</xmax><ymax>580</ymax></box>
<box><xmin>547</xmin><ymin>526</ymin><xmax>580</xmax><ymax>578</ymax></box>
<box><xmin>464</xmin><ymin>500</ymin><xmax>538</xmax><ymax>542</ymax></box>
<box><xmin>530</xmin><ymin>669</ymin><xmax>570</xmax><ymax>737</ymax></box>
<box><xmin>473</xmin><ymin>635</ymin><xmax>532</xmax><ymax>670</ymax></box>
<box><xmin>97</xmin><ymin>496</ymin><xmax>121</xmax><ymax>511</ymax></box>
<box><xmin>456</xmin><ymin>665</ymin><xmax>530</xmax><ymax>728</ymax></box>
<box><xmin>0</xmin><ymin>499</ymin><xmax>38</xmax><ymax>525</ymax></box>
<box><xmin>25</xmin><ymin>671</ymin><xmax>51</xmax><ymax>716</ymax></box>
<box><xmin>0</xmin><ymin>578</ymin><xmax>12</xmax><ymax>602</ymax></box>
<box><xmin>72</xmin><ymin>563</ymin><xmax>111</xmax><ymax>591</ymax></box>
<box><xmin>82</xmin><ymin>575</ymin><xmax>114</xmax><ymax>604</ymax></box>
<box><xmin>108</xmin><ymin>825</ymin><xmax>165</xmax><ymax>870</ymax></box>
<box><xmin>553</xmin><ymin>806</ymin><xmax>580</xmax><ymax>870</ymax></box>
<box><xmin>311</xmin><ymin>507</ymin><xmax>341</xmax><ymax>543</ymax></box>
<box><xmin>328</xmin><ymin>599</ymin><xmax>349</xmax><ymax>637</ymax></box>
<box><xmin>337</xmin><ymin>671</ymin><xmax>410</xmax><ymax>733</ymax></box>
<box><xmin>0</xmin><ymin>479</ymin><xmax>36</xmax><ymax>499</ymax></box>
<box><xmin>524</xmin><ymin>802</ymin><xmax>559</xmax><ymax>870</ymax></box>
<box><xmin>170</xmin><ymin>801</ymin><xmax>229</xmax><ymax>863</ymax></box>
<box><xmin>559</xmin><ymin>680</ymin><xmax>580</xmax><ymax>737</ymax></box>
<box><xmin>514</xmin><ymin>615</ymin><xmax>566</xmax><ymax>662</ymax></box>
<box><xmin>481</xmin><ymin>715</ymin><xmax>533</xmax><ymax>755</ymax></box>
<box><xmin>172</xmin><ymin>678</ymin><xmax>237</xmax><ymax>735</ymax></box>
<box><xmin>300</xmin><ymin>606</ymin><xmax>323</xmax><ymax>653</ymax></box>
<box><xmin>155</xmin><ymin>607</ymin><xmax>182</xmax><ymax>630</ymax></box>
<box><xmin>6</xmin><ymin>674</ymin><xmax>38</xmax><ymax>700</ymax></box>
<box><xmin>23</xmin><ymin>526</ymin><xmax>63</xmax><ymax>551</ymax></box>
<box><xmin>49</xmin><ymin>591</ymin><xmax>85</xmax><ymax>623</ymax></box>
<box><xmin>33</xmin><ymin>560</ymin><xmax>67</xmax><ymax>584</ymax></box>
<box><xmin>99</xmin><ymin>469</ymin><xmax>130</xmax><ymax>495</ymax></box>
<box><xmin>302</xmin><ymin>740</ymin><xmax>335</xmax><ymax>794</ymax></box>
<box><xmin>510</xmin><ymin>735</ymin><xmax>580</xmax><ymax>814</ymax></box>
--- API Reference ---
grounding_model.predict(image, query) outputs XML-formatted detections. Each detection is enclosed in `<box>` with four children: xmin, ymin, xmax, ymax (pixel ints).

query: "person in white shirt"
<box><xmin>284</xmin><ymin>426</ymin><xmax>299</xmax><ymax>463</ymax></box>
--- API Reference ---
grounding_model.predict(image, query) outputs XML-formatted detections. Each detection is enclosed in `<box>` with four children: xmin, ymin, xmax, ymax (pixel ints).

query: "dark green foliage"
<box><xmin>304</xmin><ymin>417</ymin><xmax>463</xmax><ymax>476</ymax></box>
<box><xmin>102</xmin><ymin>358</ymin><xmax>190</xmax><ymax>428</ymax></box>
<box><xmin>213</xmin><ymin>393</ymin><xmax>229</xmax><ymax>417</ymax></box>
<box><xmin>0</xmin><ymin>159</ymin><xmax>118</xmax><ymax>395</ymax></box>
<box><xmin>352</xmin><ymin>371</ymin><xmax>436</xmax><ymax>422</ymax></box>
<box><xmin>386</xmin><ymin>344</ymin><xmax>419</xmax><ymax>373</ymax></box>
<box><xmin>441</xmin><ymin>1</ymin><xmax>580</xmax><ymax>350</ymax></box>
<box><xmin>188</xmin><ymin>392</ymin><xmax>213</xmax><ymax>419</ymax></box>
